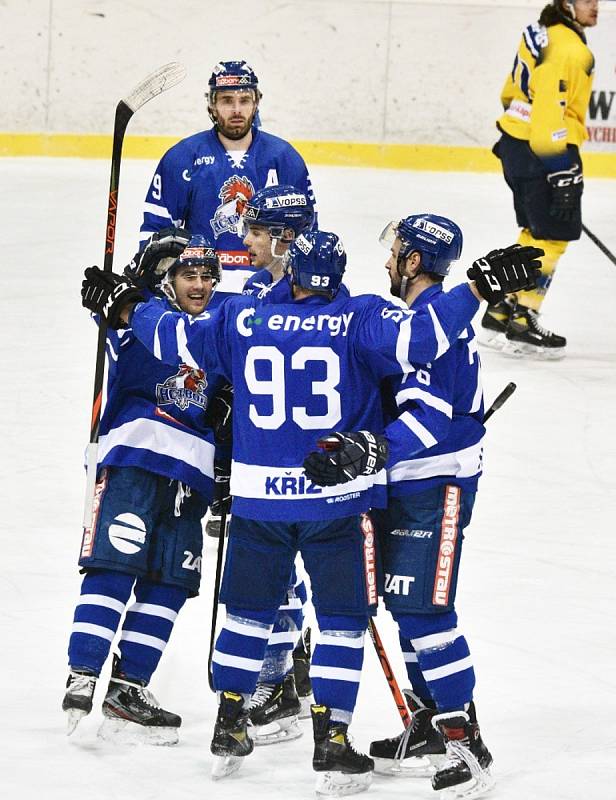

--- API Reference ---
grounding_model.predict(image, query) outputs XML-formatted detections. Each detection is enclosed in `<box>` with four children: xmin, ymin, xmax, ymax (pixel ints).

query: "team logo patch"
<box><xmin>432</xmin><ymin>485</ymin><xmax>461</xmax><ymax>606</ymax></box>
<box><xmin>156</xmin><ymin>364</ymin><xmax>208</xmax><ymax>411</ymax></box>
<box><xmin>108</xmin><ymin>513</ymin><xmax>147</xmax><ymax>555</ymax></box>
<box><xmin>211</xmin><ymin>175</ymin><xmax>255</xmax><ymax>238</ymax></box>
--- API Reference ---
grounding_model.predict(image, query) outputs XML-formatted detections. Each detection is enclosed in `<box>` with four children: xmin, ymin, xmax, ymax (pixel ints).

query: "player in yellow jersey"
<box><xmin>482</xmin><ymin>0</ymin><xmax>599</xmax><ymax>359</ymax></box>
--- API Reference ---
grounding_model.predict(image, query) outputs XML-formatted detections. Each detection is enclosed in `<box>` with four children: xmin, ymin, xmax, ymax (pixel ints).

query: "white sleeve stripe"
<box><xmin>143</xmin><ymin>202</ymin><xmax>172</xmax><ymax>219</ymax></box>
<box><xmin>395</xmin><ymin>387</ymin><xmax>453</xmax><ymax>418</ymax></box>
<box><xmin>395</xmin><ymin>315</ymin><xmax>413</xmax><ymax>374</ymax></box>
<box><xmin>119</xmin><ymin>631</ymin><xmax>167</xmax><ymax>652</ymax></box>
<box><xmin>71</xmin><ymin>622</ymin><xmax>115</xmax><ymax>642</ymax></box>
<box><xmin>411</xmin><ymin>628</ymin><xmax>459</xmax><ymax>651</ymax></box>
<box><xmin>78</xmin><ymin>594</ymin><xmax>126</xmax><ymax>614</ymax></box>
<box><xmin>422</xmin><ymin>655</ymin><xmax>474</xmax><ymax>682</ymax></box>
<box><xmin>127</xmin><ymin>602</ymin><xmax>178</xmax><ymax>623</ymax></box>
<box><xmin>523</xmin><ymin>28</ymin><xmax>540</xmax><ymax>59</ymax></box>
<box><xmin>176</xmin><ymin>318</ymin><xmax>199</xmax><ymax>369</ymax></box>
<box><xmin>427</xmin><ymin>304</ymin><xmax>450</xmax><ymax>359</ymax></box>
<box><xmin>399</xmin><ymin>411</ymin><xmax>439</xmax><ymax>448</ymax></box>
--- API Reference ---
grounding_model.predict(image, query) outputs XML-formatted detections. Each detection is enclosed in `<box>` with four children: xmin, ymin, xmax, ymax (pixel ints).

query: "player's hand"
<box><xmin>210</xmin><ymin>458</ymin><xmax>231</xmax><ymax>516</ymax></box>
<box><xmin>81</xmin><ymin>266</ymin><xmax>144</xmax><ymax>328</ymax></box>
<box><xmin>467</xmin><ymin>244</ymin><xmax>544</xmax><ymax>304</ymax></box>
<box><xmin>546</xmin><ymin>165</ymin><xmax>583</xmax><ymax>222</ymax></box>
<box><xmin>125</xmin><ymin>227</ymin><xmax>191</xmax><ymax>290</ymax></box>
<box><xmin>204</xmin><ymin>383</ymin><xmax>234</xmax><ymax>445</ymax></box>
<box><xmin>303</xmin><ymin>431</ymin><xmax>389</xmax><ymax>487</ymax></box>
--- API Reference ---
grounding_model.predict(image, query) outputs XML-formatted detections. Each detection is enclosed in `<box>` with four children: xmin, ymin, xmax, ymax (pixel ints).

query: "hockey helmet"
<box><xmin>238</xmin><ymin>185</ymin><xmax>315</xmax><ymax>242</ymax></box>
<box><xmin>207</xmin><ymin>61</ymin><xmax>261</xmax><ymax>102</ymax></box>
<box><xmin>286</xmin><ymin>230</ymin><xmax>346</xmax><ymax>297</ymax></box>
<box><xmin>379</xmin><ymin>213</ymin><xmax>463</xmax><ymax>278</ymax></box>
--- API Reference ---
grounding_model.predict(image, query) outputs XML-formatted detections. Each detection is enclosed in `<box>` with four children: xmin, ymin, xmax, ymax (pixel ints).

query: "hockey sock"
<box><xmin>68</xmin><ymin>570</ymin><xmax>134</xmax><ymax>675</ymax></box>
<box><xmin>514</xmin><ymin>229</ymin><xmax>568</xmax><ymax>312</ymax></box>
<box><xmin>212</xmin><ymin>606</ymin><xmax>278</xmax><ymax>695</ymax></box>
<box><xmin>398</xmin><ymin>633</ymin><xmax>432</xmax><ymax>703</ymax></box>
<box><xmin>311</xmin><ymin>614</ymin><xmax>366</xmax><ymax>726</ymax></box>
<box><xmin>259</xmin><ymin>578</ymin><xmax>306</xmax><ymax>684</ymax></box>
<box><xmin>117</xmin><ymin>578</ymin><xmax>188</xmax><ymax>684</ymax></box>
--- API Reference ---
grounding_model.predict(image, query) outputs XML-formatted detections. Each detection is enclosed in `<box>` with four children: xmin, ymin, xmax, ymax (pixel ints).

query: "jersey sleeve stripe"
<box><xmin>143</xmin><ymin>202</ymin><xmax>173</xmax><ymax>219</ymax></box>
<box><xmin>427</xmin><ymin>303</ymin><xmax>450</xmax><ymax>359</ymax></box>
<box><xmin>395</xmin><ymin>387</ymin><xmax>453</xmax><ymax>418</ymax></box>
<box><xmin>175</xmin><ymin>317</ymin><xmax>200</xmax><ymax>369</ymax></box>
<box><xmin>399</xmin><ymin>410</ymin><xmax>439</xmax><ymax>448</ymax></box>
<box><xmin>395</xmin><ymin>316</ymin><xmax>414</xmax><ymax>374</ymax></box>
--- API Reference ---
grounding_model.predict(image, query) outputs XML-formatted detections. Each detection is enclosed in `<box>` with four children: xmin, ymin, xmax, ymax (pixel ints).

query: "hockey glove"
<box><xmin>210</xmin><ymin>457</ymin><xmax>231</xmax><ymax>516</ymax></box>
<box><xmin>303</xmin><ymin>431</ymin><xmax>389</xmax><ymax>487</ymax></box>
<box><xmin>81</xmin><ymin>266</ymin><xmax>144</xmax><ymax>328</ymax></box>
<box><xmin>467</xmin><ymin>244</ymin><xmax>544</xmax><ymax>304</ymax></box>
<box><xmin>204</xmin><ymin>383</ymin><xmax>234</xmax><ymax>445</ymax></box>
<box><xmin>546</xmin><ymin>165</ymin><xmax>583</xmax><ymax>222</ymax></box>
<box><xmin>125</xmin><ymin>227</ymin><xmax>192</xmax><ymax>290</ymax></box>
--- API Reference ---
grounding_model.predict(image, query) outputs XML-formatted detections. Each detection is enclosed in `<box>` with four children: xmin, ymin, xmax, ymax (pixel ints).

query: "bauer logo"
<box><xmin>265</xmin><ymin>194</ymin><xmax>307</xmax><ymax>209</ymax></box>
<box><xmin>413</xmin><ymin>218</ymin><xmax>454</xmax><ymax>244</ymax></box>
<box><xmin>108</xmin><ymin>513</ymin><xmax>147</xmax><ymax>555</ymax></box>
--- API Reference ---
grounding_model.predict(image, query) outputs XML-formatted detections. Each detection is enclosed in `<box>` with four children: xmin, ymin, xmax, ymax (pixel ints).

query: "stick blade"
<box><xmin>123</xmin><ymin>62</ymin><xmax>187</xmax><ymax>112</ymax></box>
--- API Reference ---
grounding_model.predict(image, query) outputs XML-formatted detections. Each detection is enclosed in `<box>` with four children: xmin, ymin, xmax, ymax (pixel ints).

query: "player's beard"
<box><xmin>216</xmin><ymin>113</ymin><xmax>255</xmax><ymax>141</ymax></box>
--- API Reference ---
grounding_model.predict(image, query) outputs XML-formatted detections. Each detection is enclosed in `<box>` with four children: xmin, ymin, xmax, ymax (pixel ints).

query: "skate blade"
<box><xmin>437</xmin><ymin>769</ymin><xmax>495</xmax><ymax>800</ymax></box>
<box><xmin>298</xmin><ymin>694</ymin><xmax>314</xmax><ymax>720</ymax></box>
<box><xmin>253</xmin><ymin>716</ymin><xmax>303</xmax><ymax>746</ymax></box>
<box><xmin>315</xmin><ymin>770</ymin><xmax>372</xmax><ymax>797</ymax></box>
<box><xmin>65</xmin><ymin>709</ymin><xmax>88</xmax><ymax>736</ymax></box>
<box><xmin>97</xmin><ymin>716</ymin><xmax>179</xmax><ymax>746</ymax></box>
<box><xmin>373</xmin><ymin>753</ymin><xmax>440</xmax><ymax>778</ymax></box>
<box><xmin>501</xmin><ymin>341</ymin><xmax>566</xmax><ymax>360</ymax></box>
<box><xmin>477</xmin><ymin>331</ymin><xmax>506</xmax><ymax>351</ymax></box>
<box><xmin>211</xmin><ymin>754</ymin><xmax>244</xmax><ymax>780</ymax></box>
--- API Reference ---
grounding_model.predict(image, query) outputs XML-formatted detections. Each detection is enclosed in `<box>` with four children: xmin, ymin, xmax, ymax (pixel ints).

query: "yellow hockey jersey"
<box><xmin>498</xmin><ymin>21</ymin><xmax>594</xmax><ymax>166</ymax></box>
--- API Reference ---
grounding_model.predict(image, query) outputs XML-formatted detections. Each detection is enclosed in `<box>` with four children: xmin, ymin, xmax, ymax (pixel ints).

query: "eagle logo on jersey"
<box><xmin>156</xmin><ymin>364</ymin><xmax>208</xmax><ymax>411</ymax></box>
<box><xmin>210</xmin><ymin>175</ymin><xmax>255</xmax><ymax>238</ymax></box>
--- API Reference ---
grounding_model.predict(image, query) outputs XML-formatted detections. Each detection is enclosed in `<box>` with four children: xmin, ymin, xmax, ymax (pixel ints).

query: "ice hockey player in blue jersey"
<box><xmin>306</xmin><ymin>216</ymin><xmax>494</xmax><ymax>798</ymax></box>
<box><xmin>140</xmin><ymin>60</ymin><xmax>316</xmax><ymax>297</ymax></box>
<box><xmin>81</xmin><ymin>228</ymin><xmax>541</xmax><ymax>793</ymax></box>
<box><xmin>63</xmin><ymin>235</ymin><xmax>225</xmax><ymax>744</ymax></box>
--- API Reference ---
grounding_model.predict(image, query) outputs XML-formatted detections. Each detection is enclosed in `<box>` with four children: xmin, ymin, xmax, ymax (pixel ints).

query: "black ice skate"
<box><xmin>369</xmin><ymin>689</ymin><xmax>445</xmax><ymax>777</ymax></box>
<box><xmin>62</xmin><ymin>669</ymin><xmax>98</xmax><ymax>735</ymax></box>
<box><xmin>292</xmin><ymin>626</ymin><xmax>314</xmax><ymax>718</ymax></box>
<box><xmin>502</xmin><ymin>303</ymin><xmax>566</xmax><ymax>359</ymax></box>
<box><xmin>478</xmin><ymin>298</ymin><xmax>515</xmax><ymax>351</ymax></box>
<box><xmin>98</xmin><ymin>655</ymin><xmax>181</xmax><ymax>746</ymax></box>
<box><xmin>206</xmin><ymin>511</ymin><xmax>223</xmax><ymax>538</ymax></box>
<box><xmin>312</xmin><ymin>704</ymin><xmax>374</xmax><ymax>796</ymax></box>
<box><xmin>211</xmin><ymin>691</ymin><xmax>254</xmax><ymax>780</ymax></box>
<box><xmin>248</xmin><ymin>672</ymin><xmax>302</xmax><ymax>745</ymax></box>
<box><xmin>431</xmin><ymin>704</ymin><xmax>494</xmax><ymax>799</ymax></box>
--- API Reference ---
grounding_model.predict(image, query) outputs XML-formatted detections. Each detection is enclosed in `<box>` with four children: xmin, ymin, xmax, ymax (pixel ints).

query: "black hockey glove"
<box><xmin>467</xmin><ymin>244</ymin><xmax>544</xmax><ymax>304</ymax></box>
<box><xmin>81</xmin><ymin>266</ymin><xmax>144</xmax><ymax>329</ymax></box>
<box><xmin>125</xmin><ymin>226</ymin><xmax>191</xmax><ymax>290</ymax></box>
<box><xmin>210</xmin><ymin>458</ymin><xmax>231</xmax><ymax>516</ymax></box>
<box><xmin>546</xmin><ymin>164</ymin><xmax>583</xmax><ymax>222</ymax></box>
<box><xmin>303</xmin><ymin>431</ymin><xmax>389</xmax><ymax>487</ymax></box>
<box><xmin>204</xmin><ymin>383</ymin><xmax>234</xmax><ymax>445</ymax></box>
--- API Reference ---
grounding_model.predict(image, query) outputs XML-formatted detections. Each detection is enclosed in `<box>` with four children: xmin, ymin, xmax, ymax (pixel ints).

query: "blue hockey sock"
<box><xmin>117</xmin><ymin>578</ymin><xmax>188</xmax><ymax>685</ymax></box>
<box><xmin>398</xmin><ymin>633</ymin><xmax>432</xmax><ymax>703</ymax></box>
<box><xmin>259</xmin><ymin>581</ymin><xmax>305</xmax><ymax>684</ymax></box>
<box><xmin>311</xmin><ymin>614</ymin><xmax>366</xmax><ymax>725</ymax></box>
<box><xmin>212</xmin><ymin>606</ymin><xmax>278</xmax><ymax>695</ymax></box>
<box><xmin>68</xmin><ymin>570</ymin><xmax>134</xmax><ymax>675</ymax></box>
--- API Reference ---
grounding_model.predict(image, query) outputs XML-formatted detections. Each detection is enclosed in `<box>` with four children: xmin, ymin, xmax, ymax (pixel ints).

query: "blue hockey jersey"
<box><xmin>140</xmin><ymin>126</ymin><xmax>315</xmax><ymax>295</ymax></box>
<box><xmin>383</xmin><ymin>285</ymin><xmax>485</xmax><ymax>496</ymax></box>
<box><xmin>96</xmin><ymin>296</ymin><xmax>227</xmax><ymax>499</ymax></box>
<box><xmin>129</xmin><ymin>284</ymin><xmax>480</xmax><ymax>521</ymax></box>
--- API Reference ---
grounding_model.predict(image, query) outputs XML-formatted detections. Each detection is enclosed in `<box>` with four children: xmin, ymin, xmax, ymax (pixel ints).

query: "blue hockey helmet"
<box><xmin>286</xmin><ymin>231</ymin><xmax>346</xmax><ymax>297</ymax></box>
<box><xmin>162</xmin><ymin>234</ymin><xmax>221</xmax><ymax>307</ymax></box>
<box><xmin>238</xmin><ymin>185</ymin><xmax>315</xmax><ymax>242</ymax></box>
<box><xmin>207</xmin><ymin>60</ymin><xmax>261</xmax><ymax>101</ymax></box>
<box><xmin>380</xmin><ymin>213</ymin><xmax>463</xmax><ymax>277</ymax></box>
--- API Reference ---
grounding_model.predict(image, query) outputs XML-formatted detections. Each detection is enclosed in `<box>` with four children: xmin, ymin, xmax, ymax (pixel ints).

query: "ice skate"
<box><xmin>501</xmin><ymin>304</ymin><xmax>566</xmax><ymax>360</ymax></box>
<box><xmin>312</xmin><ymin>705</ymin><xmax>374</xmax><ymax>796</ymax></box>
<box><xmin>98</xmin><ymin>655</ymin><xmax>181</xmax><ymax>746</ymax></box>
<box><xmin>206</xmin><ymin>510</ymin><xmax>223</xmax><ymax>538</ymax></box>
<box><xmin>370</xmin><ymin>689</ymin><xmax>445</xmax><ymax>777</ymax></box>
<box><xmin>248</xmin><ymin>673</ymin><xmax>302</xmax><ymax>745</ymax></box>
<box><xmin>477</xmin><ymin>299</ymin><xmax>514</xmax><ymax>351</ymax></box>
<box><xmin>62</xmin><ymin>669</ymin><xmax>97</xmax><ymax>735</ymax></box>
<box><xmin>293</xmin><ymin>626</ymin><xmax>314</xmax><ymax>719</ymax></box>
<box><xmin>211</xmin><ymin>691</ymin><xmax>254</xmax><ymax>779</ymax></box>
<box><xmin>431</xmin><ymin>704</ymin><xmax>494</xmax><ymax>799</ymax></box>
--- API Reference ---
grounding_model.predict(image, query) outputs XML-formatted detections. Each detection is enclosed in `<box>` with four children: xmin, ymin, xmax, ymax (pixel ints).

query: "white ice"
<box><xmin>1</xmin><ymin>157</ymin><xmax>615</xmax><ymax>799</ymax></box>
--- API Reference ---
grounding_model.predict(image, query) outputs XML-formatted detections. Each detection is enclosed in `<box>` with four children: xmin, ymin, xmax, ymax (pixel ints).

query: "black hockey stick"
<box><xmin>208</xmin><ymin>508</ymin><xmax>230</xmax><ymax>691</ymax></box>
<box><xmin>82</xmin><ymin>63</ymin><xmax>186</xmax><ymax>529</ymax></box>
<box><xmin>483</xmin><ymin>381</ymin><xmax>517</xmax><ymax>423</ymax></box>
<box><xmin>582</xmin><ymin>224</ymin><xmax>616</xmax><ymax>268</ymax></box>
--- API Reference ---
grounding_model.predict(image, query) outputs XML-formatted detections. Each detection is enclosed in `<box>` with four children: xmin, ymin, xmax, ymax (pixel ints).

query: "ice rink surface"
<box><xmin>1</xmin><ymin>157</ymin><xmax>615</xmax><ymax>799</ymax></box>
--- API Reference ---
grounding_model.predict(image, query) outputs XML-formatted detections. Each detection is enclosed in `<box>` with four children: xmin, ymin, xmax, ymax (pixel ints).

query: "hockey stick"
<box><xmin>82</xmin><ymin>62</ymin><xmax>186</xmax><ymax>529</ymax></box>
<box><xmin>582</xmin><ymin>224</ymin><xmax>616</xmax><ymax>268</ymax></box>
<box><xmin>483</xmin><ymin>381</ymin><xmax>517</xmax><ymax>423</ymax></box>
<box><xmin>208</xmin><ymin>507</ymin><xmax>230</xmax><ymax>691</ymax></box>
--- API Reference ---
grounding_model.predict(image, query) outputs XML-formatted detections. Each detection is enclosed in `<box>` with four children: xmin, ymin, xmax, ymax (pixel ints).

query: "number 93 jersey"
<box><xmin>129</xmin><ymin>283</ymin><xmax>480</xmax><ymax>522</ymax></box>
